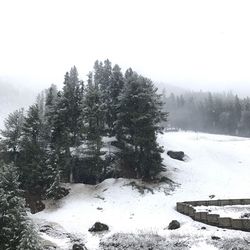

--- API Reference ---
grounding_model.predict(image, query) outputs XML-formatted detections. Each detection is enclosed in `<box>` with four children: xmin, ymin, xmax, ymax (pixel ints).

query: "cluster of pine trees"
<box><xmin>163</xmin><ymin>91</ymin><xmax>250</xmax><ymax>136</ymax></box>
<box><xmin>0</xmin><ymin>60</ymin><xmax>166</xmax><ymax>248</ymax></box>
<box><xmin>0</xmin><ymin>59</ymin><xmax>166</xmax><ymax>198</ymax></box>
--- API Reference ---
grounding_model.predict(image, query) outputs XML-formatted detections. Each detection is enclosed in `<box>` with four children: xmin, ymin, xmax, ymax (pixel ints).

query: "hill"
<box><xmin>32</xmin><ymin>132</ymin><xmax>250</xmax><ymax>249</ymax></box>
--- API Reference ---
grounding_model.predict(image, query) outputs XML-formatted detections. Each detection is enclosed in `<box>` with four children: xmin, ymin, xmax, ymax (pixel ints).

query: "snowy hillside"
<box><xmin>32</xmin><ymin>132</ymin><xmax>250</xmax><ymax>249</ymax></box>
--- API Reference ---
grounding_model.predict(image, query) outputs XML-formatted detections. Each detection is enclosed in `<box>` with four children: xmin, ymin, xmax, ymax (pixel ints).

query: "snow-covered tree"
<box><xmin>17</xmin><ymin>219</ymin><xmax>42</xmax><ymax>250</ymax></box>
<box><xmin>0</xmin><ymin>162</ymin><xmax>42</xmax><ymax>250</ymax></box>
<box><xmin>51</xmin><ymin>66</ymin><xmax>84</xmax><ymax>182</ymax></box>
<box><xmin>45</xmin><ymin>166</ymin><xmax>62</xmax><ymax>200</ymax></box>
<box><xmin>0</xmin><ymin>109</ymin><xmax>24</xmax><ymax>163</ymax></box>
<box><xmin>116</xmin><ymin>70</ymin><xmax>167</xmax><ymax>179</ymax></box>
<box><xmin>108</xmin><ymin>64</ymin><xmax>125</xmax><ymax>135</ymax></box>
<box><xmin>19</xmin><ymin>104</ymin><xmax>50</xmax><ymax>193</ymax></box>
<box><xmin>81</xmin><ymin>72</ymin><xmax>105</xmax><ymax>183</ymax></box>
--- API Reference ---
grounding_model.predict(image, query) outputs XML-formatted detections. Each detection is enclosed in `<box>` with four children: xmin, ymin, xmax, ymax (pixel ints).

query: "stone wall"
<box><xmin>176</xmin><ymin>199</ymin><xmax>250</xmax><ymax>232</ymax></box>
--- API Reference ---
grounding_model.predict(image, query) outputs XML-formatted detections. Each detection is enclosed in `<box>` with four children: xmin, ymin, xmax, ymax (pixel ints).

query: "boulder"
<box><xmin>168</xmin><ymin>220</ymin><xmax>180</xmax><ymax>230</ymax></box>
<box><xmin>241</xmin><ymin>213</ymin><xmax>250</xmax><ymax>218</ymax></box>
<box><xmin>54</xmin><ymin>187</ymin><xmax>70</xmax><ymax>200</ymax></box>
<box><xmin>72</xmin><ymin>244</ymin><xmax>87</xmax><ymax>250</ymax></box>
<box><xmin>88</xmin><ymin>222</ymin><xmax>109</xmax><ymax>232</ymax></box>
<box><xmin>40</xmin><ymin>224</ymin><xmax>53</xmax><ymax>233</ymax></box>
<box><xmin>211</xmin><ymin>236</ymin><xmax>221</xmax><ymax>241</ymax></box>
<box><xmin>167</xmin><ymin>151</ymin><xmax>185</xmax><ymax>161</ymax></box>
<box><xmin>209</xmin><ymin>194</ymin><xmax>215</xmax><ymax>199</ymax></box>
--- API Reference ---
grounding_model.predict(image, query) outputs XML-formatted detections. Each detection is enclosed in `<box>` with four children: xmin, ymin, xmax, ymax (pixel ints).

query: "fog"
<box><xmin>1</xmin><ymin>0</ymin><xmax>250</xmax><ymax>124</ymax></box>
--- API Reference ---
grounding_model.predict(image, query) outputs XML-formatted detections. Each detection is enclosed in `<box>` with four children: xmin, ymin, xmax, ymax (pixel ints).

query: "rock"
<box><xmin>40</xmin><ymin>224</ymin><xmax>53</xmax><ymax>233</ymax></box>
<box><xmin>54</xmin><ymin>187</ymin><xmax>70</xmax><ymax>200</ymax></box>
<box><xmin>72</xmin><ymin>244</ymin><xmax>87</xmax><ymax>250</ymax></box>
<box><xmin>42</xmin><ymin>239</ymin><xmax>57</xmax><ymax>250</ymax></box>
<box><xmin>168</xmin><ymin>220</ymin><xmax>180</xmax><ymax>230</ymax></box>
<box><xmin>241</xmin><ymin>213</ymin><xmax>250</xmax><ymax>218</ymax></box>
<box><xmin>201</xmin><ymin>227</ymin><xmax>207</xmax><ymax>230</ymax></box>
<box><xmin>211</xmin><ymin>236</ymin><xmax>221</xmax><ymax>240</ymax></box>
<box><xmin>209</xmin><ymin>195</ymin><xmax>215</xmax><ymax>199</ymax></box>
<box><xmin>167</xmin><ymin>151</ymin><xmax>185</xmax><ymax>161</ymax></box>
<box><xmin>88</xmin><ymin>222</ymin><xmax>109</xmax><ymax>232</ymax></box>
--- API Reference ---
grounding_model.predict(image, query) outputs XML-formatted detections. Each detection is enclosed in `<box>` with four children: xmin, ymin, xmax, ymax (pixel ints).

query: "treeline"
<box><xmin>0</xmin><ymin>60</ymin><xmax>166</xmax><ymax>248</ymax></box>
<box><xmin>0</xmin><ymin>59</ymin><xmax>166</xmax><ymax>199</ymax></box>
<box><xmin>163</xmin><ymin>91</ymin><xmax>250</xmax><ymax>136</ymax></box>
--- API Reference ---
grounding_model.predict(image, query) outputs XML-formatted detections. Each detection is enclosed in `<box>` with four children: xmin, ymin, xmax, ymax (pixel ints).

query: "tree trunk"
<box><xmin>66</xmin><ymin>146</ymin><xmax>74</xmax><ymax>183</ymax></box>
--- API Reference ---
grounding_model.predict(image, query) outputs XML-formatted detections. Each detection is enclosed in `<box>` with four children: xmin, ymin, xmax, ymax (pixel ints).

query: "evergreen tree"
<box><xmin>206</xmin><ymin>92</ymin><xmax>216</xmax><ymax>131</ymax></box>
<box><xmin>0</xmin><ymin>162</ymin><xmax>42</xmax><ymax>250</ymax></box>
<box><xmin>43</xmin><ymin>84</ymin><xmax>61</xmax><ymax>194</ymax></box>
<box><xmin>19</xmin><ymin>104</ymin><xmax>48</xmax><ymax>193</ymax></box>
<box><xmin>0</xmin><ymin>109</ymin><xmax>24</xmax><ymax>163</ymax></box>
<box><xmin>232</xmin><ymin>95</ymin><xmax>242</xmax><ymax>134</ymax></box>
<box><xmin>239</xmin><ymin>110</ymin><xmax>250</xmax><ymax>136</ymax></box>
<box><xmin>44</xmin><ymin>84</ymin><xmax>58</xmax><ymax>140</ymax></box>
<box><xmin>17</xmin><ymin>219</ymin><xmax>42</xmax><ymax>250</ymax></box>
<box><xmin>45</xmin><ymin>166</ymin><xmax>62</xmax><ymax>200</ymax></box>
<box><xmin>109</xmin><ymin>64</ymin><xmax>125</xmax><ymax>135</ymax></box>
<box><xmin>116</xmin><ymin>70</ymin><xmax>167</xmax><ymax>179</ymax></box>
<box><xmin>51</xmin><ymin>67</ymin><xmax>84</xmax><ymax>182</ymax></box>
<box><xmin>81</xmin><ymin>72</ymin><xmax>104</xmax><ymax>183</ymax></box>
<box><xmin>93</xmin><ymin>59</ymin><xmax>123</xmax><ymax>134</ymax></box>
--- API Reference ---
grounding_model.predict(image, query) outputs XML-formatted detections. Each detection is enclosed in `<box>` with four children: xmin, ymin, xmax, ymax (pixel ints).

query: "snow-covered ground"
<box><xmin>32</xmin><ymin>131</ymin><xmax>250</xmax><ymax>249</ymax></box>
<box><xmin>195</xmin><ymin>205</ymin><xmax>250</xmax><ymax>219</ymax></box>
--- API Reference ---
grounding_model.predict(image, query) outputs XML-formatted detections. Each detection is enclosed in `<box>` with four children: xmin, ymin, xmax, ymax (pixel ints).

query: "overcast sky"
<box><xmin>1</xmin><ymin>0</ymin><xmax>250</xmax><ymax>95</ymax></box>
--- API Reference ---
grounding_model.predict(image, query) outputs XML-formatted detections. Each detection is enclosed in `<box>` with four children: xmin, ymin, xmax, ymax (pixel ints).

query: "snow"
<box><xmin>32</xmin><ymin>131</ymin><xmax>250</xmax><ymax>249</ymax></box>
<box><xmin>195</xmin><ymin>205</ymin><xmax>250</xmax><ymax>219</ymax></box>
<box><xmin>40</xmin><ymin>233</ymin><xmax>70</xmax><ymax>248</ymax></box>
<box><xmin>190</xmin><ymin>242</ymin><xmax>218</xmax><ymax>250</ymax></box>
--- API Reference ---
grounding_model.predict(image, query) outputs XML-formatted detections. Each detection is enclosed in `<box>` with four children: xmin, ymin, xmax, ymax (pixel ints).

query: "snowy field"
<box><xmin>32</xmin><ymin>132</ymin><xmax>250</xmax><ymax>249</ymax></box>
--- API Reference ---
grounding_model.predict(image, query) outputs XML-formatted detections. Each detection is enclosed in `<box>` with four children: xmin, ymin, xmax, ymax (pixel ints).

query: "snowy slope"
<box><xmin>32</xmin><ymin>132</ymin><xmax>250</xmax><ymax>249</ymax></box>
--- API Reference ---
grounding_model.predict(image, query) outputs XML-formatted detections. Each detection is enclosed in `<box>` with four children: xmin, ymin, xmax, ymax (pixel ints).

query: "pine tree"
<box><xmin>44</xmin><ymin>84</ymin><xmax>58</xmax><ymax>141</ymax></box>
<box><xmin>0</xmin><ymin>109</ymin><xmax>24</xmax><ymax>163</ymax></box>
<box><xmin>232</xmin><ymin>95</ymin><xmax>242</xmax><ymax>135</ymax></box>
<box><xmin>42</xmin><ymin>84</ymin><xmax>62</xmax><ymax>195</ymax></box>
<box><xmin>81</xmin><ymin>72</ymin><xmax>105</xmax><ymax>183</ymax></box>
<box><xmin>19</xmin><ymin>104</ymin><xmax>48</xmax><ymax>193</ymax></box>
<box><xmin>93</xmin><ymin>59</ymin><xmax>123</xmax><ymax>134</ymax></box>
<box><xmin>0</xmin><ymin>162</ymin><xmax>42</xmax><ymax>250</ymax></box>
<box><xmin>109</xmin><ymin>64</ymin><xmax>125</xmax><ymax>135</ymax></box>
<box><xmin>206</xmin><ymin>92</ymin><xmax>215</xmax><ymax>131</ymax></box>
<box><xmin>45</xmin><ymin>166</ymin><xmax>62</xmax><ymax>200</ymax></box>
<box><xmin>116</xmin><ymin>70</ymin><xmax>167</xmax><ymax>179</ymax></box>
<box><xmin>51</xmin><ymin>67</ymin><xmax>84</xmax><ymax>182</ymax></box>
<box><xmin>17</xmin><ymin>219</ymin><xmax>42</xmax><ymax>250</ymax></box>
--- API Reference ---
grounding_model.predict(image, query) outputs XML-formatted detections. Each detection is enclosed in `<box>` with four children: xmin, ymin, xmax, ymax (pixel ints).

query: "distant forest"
<box><xmin>163</xmin><ymin>90</ymin><xmax>250</xmax><ymax>137</ymax></box>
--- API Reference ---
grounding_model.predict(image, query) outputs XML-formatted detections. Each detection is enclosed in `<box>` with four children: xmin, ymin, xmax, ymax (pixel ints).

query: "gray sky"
<box><xmin>1</xmin><ymin>0</ymin><xmax>250</xmax><ymax>95</ymax></box>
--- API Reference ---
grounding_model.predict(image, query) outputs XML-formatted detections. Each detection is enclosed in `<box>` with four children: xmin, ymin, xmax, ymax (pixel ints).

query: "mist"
<box><xmin>1</xmin><ymin>0</ymin><xmax>250</xmax><ymax>129</ymax></box>
<box><xmin>0</xmin><ymin>0</ymin><xmax>250</xmax><ymax>92</ymax></box>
